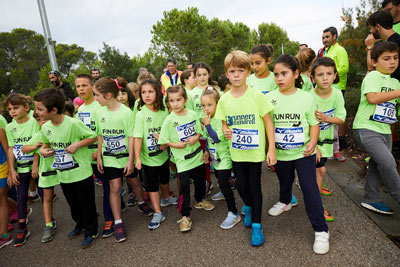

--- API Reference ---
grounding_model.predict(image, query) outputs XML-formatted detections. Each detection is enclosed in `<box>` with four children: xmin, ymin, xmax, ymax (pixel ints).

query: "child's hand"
<box><xmin>66</xmin><ymin>142</ymin><xmax>79</xmax><ymax>154</ymax></box>
<box><xmin>152</xmin><ymin>133</ymin><xmax>159</xmax><ymax>141</ymax></box>
<box><xmin>202</xmin><ymin>151</ymin><xmax>209</xmax><ymax>164</ymax></box>
<box><xmin>266</xmin><ymin>150</ymin><xmax>277</xmax><ymax>166</ymax></box>
<box><xmin>186</xmin><ymin>136</ymin><xmax>197</xmax><ymax>146</ymax></box>
<box><xmin>91</xmin><ymin>151</ymin><xmax>97</xmax><ymax>162</ymax></box>
<box><xmin>9</xmin><ymin>170</ymin><xmax>19</xmax><ymax>186</ymax></box>
<box><xmin>304</xmin><ymin>141</ymin><xmax>316</xmax><ymax>157</ymax></box>
<box><xmin>223</xmin><ymin>128</ymin><xmax>233</xmax><ymax>140</ymax></box>
<box><xmin>316</xmin><ymin>147</ymin><xmax>321</xmax><ymax>163</ymax></box>
<box><xmin>160</xmin><ymin>145</ymin><xmax>167</xmax><ymax>150</ymax></box>
<box><xmin>124</xmin><ymin>161</ymin><xmax>134</xmax><ymax>176</ymax></box>
<box><xmin>32</xmin><ymin>165</ymin><xmax>39</xmax><ymax>179</ymax></box>
<box><xmin>315</xmin><ymin>110</ymin><xmax>328</xmax><ymax>122</ymax></box>
<box><xmin>97</xmin><ymin>157</ymin><xmax>104</xmax><ymax>174</ymax></box>
<box><xmin>35</xmin><ymin>141</ymin><xmax>43</xmax><ymax>149</ymax></box>
<box><xmin>175</xmin><ymin>142</ymin><xmax>186</xmax><ymax>149</ymax></box>
<box><xmin>203</xmin><ymin>114</ymin><xmax>211</xmax><ymax>126</ymax></box>
<box><xmin>40</xmin><ymin>147</ymin><xmax>54</xmax><ymax>157</ymax></box>
<box><xmin>135</xmin><ymin>159</ymin><xmax>142</xmax><ymax>170</ymax></box>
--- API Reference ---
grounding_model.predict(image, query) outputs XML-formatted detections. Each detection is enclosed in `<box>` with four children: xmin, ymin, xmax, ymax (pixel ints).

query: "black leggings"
<box><xmin>17</xmin><ymin>172</ymin><xmax>43</xmax><ymax>220</ymax></box>
<box><xmin>232</xmin><ymin>161</ymin><xmax>262</xmax><ymax>223</ymax></box>
<box><xmin>178</xmin><ymin>164</ymin><xmax>205</xmax><ymax>217</ymax></box>
<box><xmin>215</xmin><ymin>169</ymin><xmax>237</xmax><ymax>214</ymax></box>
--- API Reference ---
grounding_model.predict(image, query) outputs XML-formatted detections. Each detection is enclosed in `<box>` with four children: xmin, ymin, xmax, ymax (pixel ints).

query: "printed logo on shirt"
<box><xmin>146</xmin><ymin>117</ymin><xmax>152</xmax><ymax>122</ymax></box>
<box><xmin>14</xmin><ymin>137</ymin><xmax>32</xmax><ymax>143</ymax></box>
<box><xmin>273</xmin><ymin>113</ymin><xmax>302</xmax><ymax>128</ymax></box>
<box><xmin>47</xmin><ymin>130</ymin><xmax>52</xmax><ymax>136</ymax></box>
<box><xmin>226</xmin><ymin>114</ymin><xmax>256</xmax><ymax>126</ymax></box>
<box><xmin>102</xmin><ymin>129</ymin><xmax>124</xmax><ymax>135</ymax></box>
<box><xmin>50</xmin><ymin>142</ymin><xmax>71</xmax><ymax>149</ymax></box>
<box><xmin>271</xmin><ymin>100</ymin><xmax>277</xmax><ymax>105</ymax></box>
<box><xmin>101</xmin><ymin>117</ymin><xmax>106</xmax><ymax>123</ymax></box>
<box><xmin>148</xmin><ymin>127</ymin><xmax>161</xmax><ymax>134</ymax></box>
<box><xmin>11</xmin><ymin>127</ymin><xmax>17</xmax><ymax>133</ymax></box>
<box><xmin>381</xmin><ymin>86</ymin><xmax>395</xmax><ymax>92</ymax></box>
<box><xmin>173</xmin><ymin>121</ymin><xmax>179</xmax><ymax>127</ymax></box>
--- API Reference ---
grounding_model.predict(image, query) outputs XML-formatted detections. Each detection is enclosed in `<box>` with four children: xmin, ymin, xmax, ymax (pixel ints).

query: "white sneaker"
<box><xmin>313</xmin><ymin>231</ymin><xmax>330</xmax><ymax>254</ymax></box>
<box><xmin>268</xmin><ymin>202</ymin><xmax>292</xmax><ymax>216</ymax></box>
<box><xmin>220</xmin><ymin>211</ymin><xmax>241</xmax><ymax>229</ymax></box>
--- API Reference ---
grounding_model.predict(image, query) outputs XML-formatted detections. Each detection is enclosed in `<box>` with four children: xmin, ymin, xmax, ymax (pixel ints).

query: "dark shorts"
<box><xmin>316</xmin><ymin>157</ymin><xmax>327</xmax><ymax>168</ymax></box>
<box><xmin>103</xmin><ymin>166</ymin><xmax>138</xmax><ymax>181</ymax></box>
<box><xmin>142</xmin><ymin>160</ymin><xmax>170</xmax><ymax>192</ymax></box>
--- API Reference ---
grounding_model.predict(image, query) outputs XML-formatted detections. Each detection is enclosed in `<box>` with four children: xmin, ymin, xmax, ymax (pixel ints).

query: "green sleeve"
<box><xmin>127</xmin><ymin>110</ymin><xmax>135</xmax><ymax>137</ymax></box>
<box><xmin>215</xmin><ymin>97</ymin><xmax>226</xmax><ymax>122</ymax></box>
<box><xmin>306</xmin><ymin>98</ymin><xmax>319</xmax><ymax>127</ymax></box>
<box><xmin>336</xmin><ymin>47</ymin><xmax>349</xmax><ymax>76</ymax></box>
<box><xmin>363</xmin><ymin>72</ymin><xmax>381</xmax><ymax>95</ymax></box>
<box><xmin>158</xmin><ymin>118</ymin><xmax>170</xmax><ymax>145</ymax></box>
<box><xmin>133</xmin><ymin>112</ymin><xmax>144</xmax><ymax>138</ymax></box>
<box><xmin>41</xmin><ymin>127</ymin><xmax>49</xmax><ymax>144</ymax></box>
<box><xmin>259</xmin><ymin>94</ymin><xmax>274</xmax><ymax>117</ymax></box>
<box><xmin>335</xmin><ymin>91</ymin><xmax>346</xmax><ymax>121</ymax></box>
<box><xmin>75</xmin><ymin>119</ymin><xmax>97</xmax><ymax>139</ymax></box>
<box><xmin>5</xmin><ymin>124</ymin><xmax>14</xmax><ymax>147</ymax></box>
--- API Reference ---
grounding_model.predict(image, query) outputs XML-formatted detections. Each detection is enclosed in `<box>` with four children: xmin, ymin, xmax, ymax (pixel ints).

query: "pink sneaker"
<box><xmin>333</xmin><ymin>152</ymin><xmax>346</xmax><ymax>162</ymax></box>
<box><xmin>9</xmin><ymin>210</ymin><xmax>18</xmax><ymax>224</ymax></box>
<box><xmin>0</xmin><ymin>234</ymin><xmax>13</xmax><ymax>249</ymax></box>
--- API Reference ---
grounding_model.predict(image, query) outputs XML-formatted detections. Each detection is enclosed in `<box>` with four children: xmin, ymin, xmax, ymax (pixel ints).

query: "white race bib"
<box><xmin>146</xmin><ymin>134</ymin><xmax>159</xmax><ymax>152</ymax></box>
<box><xmin>52</xmin><ymin>149</ymin><xmax>74</xmax><ymax>170</ymax></box>
<box><xmin>372</xmin><ymin>102</ymin><xmax>397</xmax><ymax>124</ymax></box>
<box><xmin>231</xmin><ymin>128</ymin><xmax>259</xmax><ymax>150</ymax></box>
<box><xmin>104</xmin><ymin>135</ymin><xmax>127</xmax><ymax>154</ymax></box>
<box><xmin>209</xmin><ymin>147</ymin><xmax>219</xmax><ymax>164</ymax></box>
<box><xmin>275</xmin><ymin>127</ymin><xmax>305</xmax><ymax>150</ymax></box>
<box><xmin>319</xmin><ymin>108</ymin><xmax>335</xmax><ymax>131</ymax></box>
<box><xmin>176</xmin><ymin>121</ymin><xmax>196</xmax><ymax>142</ymax></box>
<box><xmin>78</xmin><ymin>112</ymin><xmax>91</xmax><ymax>128</ymax></box>
<box><xmin>13</xmin><ymin>144</ymin><xmax>34</xmax><ymax>162</ymax></box>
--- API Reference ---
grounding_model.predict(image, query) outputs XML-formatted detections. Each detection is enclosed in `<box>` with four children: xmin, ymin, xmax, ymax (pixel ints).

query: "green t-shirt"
<box><xmin>0</xmin><ymin>115</ymin><xmax>7</xmax><ymax>130</ymax></box>
<box><xmin>311</xmin><ymin>88</ymin><xmax>346</xmax><ymax>157</ymax></box>
<box><xmin>76</xmin><ymin>100</ymin><xmax>101</xmax><ymax>164</ymax></box>
<box><xmin>394</xmin><ymin>21</ymin><xmax>400</xmax><ymax>35</ymax></box>
<box><xmin>205</xmin><ymin>118</ymin><xmax>232</xmax><ymax>170</ymax></box>
<box><xmin>133</xmin><ymin>105</ymin><xmax>169</xmax><ymax>167</ymax></box>
<box><xmin>301</xmin><ymin>74</ymin><xmax>314</xmax><ymax>92</ymax></box>
<box><xmin>132</xmin><ymin>99</ymin><xmax>140</xmax><ymax>121</ymax></box>
<box><xmin>268</xmin><ymin>89</ymin><xmax>319</xmax><ymax>161</ymax></box>
<box><xmin>324</xmin><ymin>43</ymin><xmax>349</xmax><ymax>91</ymax></box>
<box><xmin>95</xmin><ymin>104</ymin><xmax>134</xmax><ymax>169</ymax></box>
<box><xmin>184</xmin><ymin>88</ymin><xmax>195</xmax><ymax>111</ymax></box>
<box><xmin>41</xmin><ymin>116</ymin><xmax>95</xmax><ymax>183</ymax></box>
<box><xmin>187</xmin><ymin>87</ymin><xmax>204</xmax><ymax>118</ymax></box>
<box><xmin>158</xmin><ymin>109</ymin><xmax>203</xmax><ymax>173</ymax></box>
<box><xmin>215</xmin><ymin>86</ymin><xmax>274</xmax><ymax>162</ymax></box>
<box><xmin>353</xmin><ymin>71</ymin><xmax>400</xmax><ymax>134</ymax></box>
<box><xmin>27</xmin><ymin>132</ymin><xmax>59</xmax><ymax>188</ymax></box>
<box><xmin>246</xmin><ymin>73</ymin><xmax>278</xmax><ymax>95</ymax></box>
<box><xmin>6</xmin><ymin>117</ymin><xmax>40</xmax><ymax>173</ymax></box>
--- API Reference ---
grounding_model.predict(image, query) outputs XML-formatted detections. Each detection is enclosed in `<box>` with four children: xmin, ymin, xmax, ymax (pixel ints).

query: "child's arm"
<box><xmin>165</xmin><ymin>141</ymin><xmax>186</xmax><ymax>149</ymax></box>
<box><xmin>186</xmin><ymin>133</ymin><xmax>201</xmax><ymax>146</ymax></box>
<box><xmin>263</xmin><ymin>113</ymin><xmax>277</xmax><ymax>166</ymax></box>
<box><xmin>315</xmin><ymin>111</ymin><xmax>344</xmax><ymax>125</ymax></box>
<box><xmin>304</xmin><ymin>124</ymin><xmax>319</xmax><ymax>157</ymax></box>
<box><xmin>22</xmin><ymin>142</ymin><xmax>42</xmax><ymax>154</ymax></box>
<box><xmin>366</xmin><ymin>91</ymin><xmax>400</xmax><ymax>105</ymax></box>
<box><xmin>124</xmin><ymin>136</ymin><xmax>134</xmax><ymax>176</ymax></box>
<box><xmin>134</xmin><ymin>138</ymin><xmax>142</xmax><ymax>170</ymax></box>
<box><xmin>65</xmin><ymin>137</ymin><xmax>97</xmax><ymax>154</ymax></box>
<box><xmin>0</xmin><ymin>128</ymin><xmax>13</xmax><ymax>186</ymax></box>
<box><xmin>7</xmin><ymin>146</ymin><xmax>19</xmax><ymax>186</ymax></box>
<box><xmin>205</xmin><ymin>125</ymin><xmax>220</xmax><ymax>143</ymax></box>
<box><xmin>221</xmin><ymin>120</ymin><xmax>232</xmax><ymax>140</ymax></box>
<box><xmin>97</xmin><ymin>136</ymin><xmax>104</xmax><ymax>174</ymax></box>
<box><xmin>39</xmin><ymin>143</ymin><xmax>55</xmax><ymax>158</ymax></box>
<box><xmin>32</xmin><ymin>153</ymin><xmax>39</xmax><ymax>179</ymax></box>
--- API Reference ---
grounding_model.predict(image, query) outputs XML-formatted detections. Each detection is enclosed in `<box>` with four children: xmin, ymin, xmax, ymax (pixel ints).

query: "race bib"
<box><xmin>231</xmin><ymin>128</ymin><xmax>259</xmax><ymax>150</ymax></box>
<box><xmin>104</xmin><ymin>135</ymin><xmax>127</xmax><ymax>154</ymax></box>
<box><xmin>372</xmin><ymin>102</ymin><xmax>397</xmax><ymax>124</ymax></box>
<box><xmin>176</xmin><ymin>121</ymin><xmax>196</xmax><ymax>142</ymax></box>
<box><xmin>319</xmin><ymin>108</ymin><xmax>335</xmax><ymax>131</ymax></box>
<box><xmin>52</xmin><ymin>149</ymin><xmax>74</xmax><ymax>170</ymax></box>
<box><xmin>146</xmin><ymin>134</ymin><xmax>159</xmax><ymax>152</ymax></box>
<box><xmin>275</xmin><ymin>127</ymin><xmax>305</xmax><ymax>150</ymax></box>
<box><xmin>78</xmin><ymin>112</ymin><xmax>91</xmax><ymax>128</ymax></box>
<box><xmin>209</xmin><ymin>147</ymin><xmax>219</xmax><ymax>164</ymax></box>
<box><xmin>13</xmin><ymin>144</ymin><xmax>34</xmax><ymax>162</ymax></box>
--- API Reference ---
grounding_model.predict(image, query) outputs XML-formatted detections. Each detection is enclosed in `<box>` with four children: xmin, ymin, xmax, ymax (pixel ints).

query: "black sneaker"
<box><xmin>138</xmin><ymin>202</ymin><xmax>154</xmax><ymax>217</ymax></box>
<box><xmin>67</xmin><ymin>228</ymin><xmax>84</xmax><ymax>239</ymax></box>
<box><xmin>102</xmin><ymin>221</ymin><xmax>114</xmax><ymax>238</ymax></box>
<box><xmin>13</xmin><ymin>228</ymin><xmax>30</xmax><ymax>247</ymax></box>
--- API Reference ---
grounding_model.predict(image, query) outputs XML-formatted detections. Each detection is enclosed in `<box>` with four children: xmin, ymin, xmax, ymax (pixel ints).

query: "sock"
<box><xmin>19</xmin><ymin>222</ymin><xmax>26</xmax><ymax>229</ymax></box>
<box><xmin>46</xmin><ymin>222</ymin><xmax>53</xmax><ymax>228</ymax></box>
<box><xmin>114</xmin><ymin>219</ymin><xmax>122</xmax><ymax>224</ymax></box>
<box><xmin>1</xmin><ymin>233</ymin><xmax>9</xmax><ymax>238</ymax></box>
<box><xmin>29</xmin><ymin>190</ymin><xmax>37</xmax><ymax>197</ymax></box>
<box><xmin>138</xmin><ymin>201</ymin><xmax>144</xmax><ymax>205</ymax></box>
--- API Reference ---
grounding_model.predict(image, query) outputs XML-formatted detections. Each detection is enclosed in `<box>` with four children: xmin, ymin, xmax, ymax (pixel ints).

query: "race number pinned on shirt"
<box><xmin>104</xmin><ymin>135</ymin><xmax>127</xmax><ymax>154</ymax></box>
<box><xmin>319</xmin><ymin>108</ymin><xmax>335</xmax><ymax>131</ymax></box>
<box><xmin>176</xmin><ymin>121</ymin><xmax>196</xmax><ymax>142</ymax></box>
<box><xmin>275</xmin><ymin>127</ymin><xmax>305</xmax><ymax>150</ymax></box>
<box><xmin>231</xmin><ymin>128</ymin><xmax>259</xmax><ymax>150</ymax></box>
<box><xmin>209</xmin><ymin>148</ymin><xmax>219</xmax><ymax>164</ymax></box>
<box><xmin>372</xmin><ymin>102</ymin><xmax>397</xmax><ymax>124</ymax></box>
<box><xmin>78</xmin><ymin>112</ymin><xmax>91</xmax><ymax>128</ymax></box>
<box><xmin>146</xmin><ymin>134</ymin><xmax>159</xmax><ymax>152</ymax></box>
<box><xmin>52</xmin><ymin>149</ymin><xmax>74</xmax><ymax>170</ymax></box>
<box><xmin>13</xmin><ymin>144</ymin><xmax>34</xmax><ymax>162</ymax></box>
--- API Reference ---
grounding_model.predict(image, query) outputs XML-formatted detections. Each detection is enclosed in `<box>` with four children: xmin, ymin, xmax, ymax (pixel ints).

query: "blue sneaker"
<box><xmin>251</xmin><ymin>223</ymin><xmax>264</xmax><ymax>247</ymax></box>
<box><xmin>148</xmin><ymin>212</ymin><xmax>166</xmax><ymax>230</ymax></box>
<box><xmin>81</xmin><ymin>233</ymin><xmax>98</xmax><ymax>249</ymax></box>
<box><xmin>291</xmin><ymin>194</ymin><xmax>298</xmax><ymax>207</ymax></box>
<box><xmin>67</xmin><ymin>228</ymin><xmax>83</xmax><ymax>239</ymax></box>
<box><xmin>361</xmin><ymin>202</ymin><xmax>394</xmax><ymax>215</ymax></box>
<box><xmin>160</xmin><ymin>196</ymin><xmax>178</xmax><ymax>207</ymax></box>
<box><xmin>127</xmin><ymin>193</ymin><xmax>137</xmax><ymax>207</ymax></box>
<box><xmin>242</xmin><ymin>205</ymin><xmax>252</xmax><ymax>228</ymax></box>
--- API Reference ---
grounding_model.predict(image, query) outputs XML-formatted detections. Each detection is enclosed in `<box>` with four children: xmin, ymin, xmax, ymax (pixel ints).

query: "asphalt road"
<box><xmin>2</xmin><ymin>162</ymin><xmax>400</xmax><ymax>266</ymax></box>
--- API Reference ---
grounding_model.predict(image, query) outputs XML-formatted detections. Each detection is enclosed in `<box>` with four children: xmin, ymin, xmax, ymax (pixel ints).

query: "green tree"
<box><xmin>55</xmin><ymin>43</ymin><xmax>96</xmax><ymax>78</ymax></box>
<box><xmin>99</xmin><ymin>43</ymin><xmax>135</xmax><ymax>82</ymax></box>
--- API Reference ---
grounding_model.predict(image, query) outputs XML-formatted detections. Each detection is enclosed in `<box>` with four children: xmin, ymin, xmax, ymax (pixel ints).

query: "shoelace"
<box><xmin>104</xmin><ymin>221</ymin><xmax>113</xmax><ymax>230</ymax></box>
<box><xmin>17</xmin><ymin>232</ymin><xmax>25</xmax><ymax>239</ymax></box>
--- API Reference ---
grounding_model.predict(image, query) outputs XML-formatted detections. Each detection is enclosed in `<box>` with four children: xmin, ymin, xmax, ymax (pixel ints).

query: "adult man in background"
<box><xmin>382</xmin><ymin>0</ymin><xmax>400</xmax><ymax>34</ymax></box>
<box><xmin>48</xmin><ymin>70</ymin><xmax>74</xmax><ymax>101</ymax></box>
<box><xmin>91</xmin><ymin>67</ymin><xmax>101</xmax><ymax>82</ymax></box>
<box><xmin>160</xmin><ymin>59</ymin><xmax>182</xmax><ymax>94</ymax></box>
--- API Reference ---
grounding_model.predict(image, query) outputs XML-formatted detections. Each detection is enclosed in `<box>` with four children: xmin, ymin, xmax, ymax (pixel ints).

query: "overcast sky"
<box><xmin>1</xmin><ymin>0</ymin><xmax>363</xmax><ymax>58</ymax></box>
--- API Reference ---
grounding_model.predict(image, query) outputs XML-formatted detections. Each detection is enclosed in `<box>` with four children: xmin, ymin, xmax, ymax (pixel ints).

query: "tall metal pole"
<box><xmin>37</xmin><ymin>0</ymin><xmax>58</xmax><ymax>71</ymax></box>
<box><xmin>281</xmin><ymin>43</ymin><xmax>284</xmax><ymax>55</ymax></box>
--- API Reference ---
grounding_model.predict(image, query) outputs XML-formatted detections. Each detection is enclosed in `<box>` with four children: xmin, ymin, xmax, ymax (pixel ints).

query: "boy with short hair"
<box><xmin>353</xmin><ymin>41</ymin><xmax>400</xmax><ymax>214</ymax></box>
<box><xmin>215</xmin><ymin>50</ymin><xmax>276</xmax><ymax>246</ymax></box>
<box><xmin>34</xmin><ymin>88</ymin><xmax>99</xmax><ymax>248</ymax></box>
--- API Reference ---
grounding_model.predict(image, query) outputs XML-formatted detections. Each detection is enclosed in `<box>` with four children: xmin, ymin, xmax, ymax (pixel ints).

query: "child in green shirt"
<box><xmin>4</xmin><ymin>93</ymin><xmax>41</xmax><ymax>247</ymax></box>
<box><xmin>34</xmin><ymin>88</ymin><xmax>98</xmax><ymax>249</ymax></box>
<box><xmin>353</xmin><ymin>41</ymin><xmax>400</xmax><ymax>214</ymax></box>
<box><xmin>310</xmin><ymin>57</ymin><xmax>346</xmax><ymax>222</ymax></box>
<box><xmin>159</xmin><ymin>85</ymin><xmax>214</xmax><ymax>233</ymax></box>
<box><xmin>215</xmin><ymin>50</ymin><xmax>276</xmax><ymax>247</ymax></box>
<box><xmin>180</xmin><ymin>69</ymin><xmax>196</xmax><ymax>111</ymax></box>
<box><xmin>295</xmin><ymin>47</ymin><xmax>316</xmax><ymax>92</ymax></box>
<box><xmin>268</xmin><ymin>55</ymin><xmax>329</xmax><ymax>255</ymax></box>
